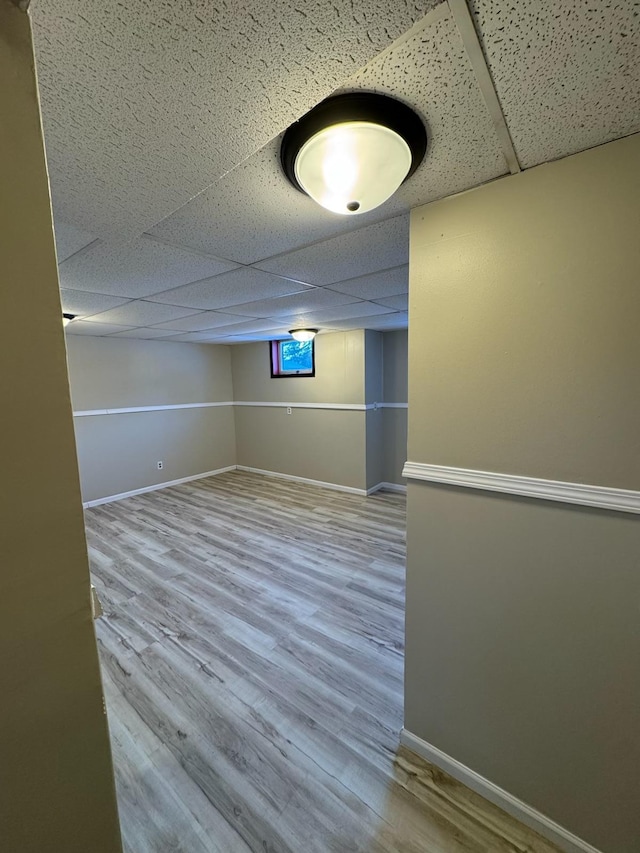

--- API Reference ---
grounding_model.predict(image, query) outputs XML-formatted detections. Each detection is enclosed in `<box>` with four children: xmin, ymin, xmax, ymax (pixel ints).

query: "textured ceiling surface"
<box><xmin>33</xmin><ymin>0</ymin><xmax>440</xmax><ymax>240</ymax></box>
<box><xmin>470</xmin><ymin>0</ymin><xmax>640</xmax><ymax>168</ymax></box>
<box><xmin>29</xmin><ymin>0</ymin><xmax>640</xmax><ymax>344</ymax></box>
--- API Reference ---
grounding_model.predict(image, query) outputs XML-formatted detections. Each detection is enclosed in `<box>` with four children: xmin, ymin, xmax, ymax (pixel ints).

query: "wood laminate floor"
<box><xmin>87</xmin><ymin>470</ymin><xmax>560</xmax><ymax>853</ymax></box>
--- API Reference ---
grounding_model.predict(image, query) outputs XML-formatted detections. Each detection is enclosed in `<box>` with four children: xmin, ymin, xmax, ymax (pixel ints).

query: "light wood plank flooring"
<box><xmin>87</xmin><ymin>470</ymin><xmax>560</xmax><ymax>853</ymax></box>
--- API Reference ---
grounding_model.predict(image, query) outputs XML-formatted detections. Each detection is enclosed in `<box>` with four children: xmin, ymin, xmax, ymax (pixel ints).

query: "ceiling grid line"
<box><xmin>448</xmin><ymin>0</ymin><xmax>521</xmax><ymax>174</ymax></box>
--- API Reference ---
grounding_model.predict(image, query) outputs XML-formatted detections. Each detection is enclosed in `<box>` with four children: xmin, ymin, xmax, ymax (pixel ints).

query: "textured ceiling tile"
<box><xmin>109</xmin><ymin>328</ymin><xmax>181</xmax><ymax>339</ymax></box>
<box><xmin>83</xmin><ymin>301</ymin><xmax>200</xmax><ymax>326</ymax></box>
<box><xmin>203</xmin><ymin>318</ymin><xmax>289</xmax><ymax>335</ymax></box>
<box><xmin>469</xmin><ymin>0</ymin><xmax>640</xmax><ymax>167</ymax></box>
<box><xmin>151</xmin><ymin>312</ymin><xmax>249</xmax><ymax>332</ymax></box>
<box><xmin>326</xmin><ymin>311</ymin><xmax>408</xmax><ymax>330</ymax></box>
<box><xmin>149</xmin><ymin>267</ymin><xmax>312</xmax><ymax>310</ymax></box>
<box><xmin>65</xmin><ymin>322</ymin><xmax>135</xmax><ymax>336</ymax></box>
<box><xmin>373</xmin><ymin>293</ymin><xmax>409</xmax><ymax>311</ymax></box>
<box><xmin>325</xmin><ymin>266</ymin><xmax>409</xmax><ymax>300</ymax></box>
<box><xmin>32</xmin><ymin>0</ymin><xmax>442</xmax><ymax>240</ymax></box>
<box><xmin>149</xmin><ymin>7</ymin><xmax>506</xmax><ymax>267</ymax></box>
<box><xmin>59</xmin><ymin>288</ymin><xmax>131</xmax><ymax>317</ymax></box>
<box><xmin>58</xmin><ymin>236</ymin><xmax>237</xmax><ymax>298</ymax></box>
<box><xmin>343</xmin><ymin>11</ymin><xmax>508</xmax><ymax>206</ymax></box>
<box><xmin>54</xmin><ymin>221</ymin><xmax>96</xmax><ymax>263</ymax></box>
<box><xmin>219</xmin><ymin>332</ymin><xmax>292</xmax><ymax>343</ymax></box>
<box><xmin>148</xmin><ymin>137</ymin><xmax>404</xmax><ymax>265</ymax></box>
<box><xmin>255</xmin><ymin>215</ymin><xmax>409</xmax><ymax>284</ymax></box>
<box><xmin>277</xmin><ymin>301</ymin><xmax>394</xmax><ymax>326</ymax></box>
<box><xmin>222</xmin><ymin>289</ymin><xmax>362</xmax><ymax>318</ymax></box>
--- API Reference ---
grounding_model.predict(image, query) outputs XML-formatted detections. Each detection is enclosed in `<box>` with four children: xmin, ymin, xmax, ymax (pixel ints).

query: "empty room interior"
<box><xmin>2</xmin><ymin>1</ymin><xmax>639</xmax><ymax>852</ymax></box>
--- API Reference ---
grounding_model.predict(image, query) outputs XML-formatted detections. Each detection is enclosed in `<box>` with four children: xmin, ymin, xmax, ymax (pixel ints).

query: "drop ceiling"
<box><xmin>29</xmin><ymin>0</ymin><xmax>640</xmax><ymax>344</ymax></box>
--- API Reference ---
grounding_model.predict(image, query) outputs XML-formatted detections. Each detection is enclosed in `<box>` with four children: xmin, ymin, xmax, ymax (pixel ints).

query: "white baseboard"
<box><xmin>83</xmin><ymin>465</ymin><xmax>400</xmax><ymax>507</ymax></box>
<box><xmin>400</xmin><ymin>730</ymin><xmax>602</xmax><ymax>853</ymax></box>
<box><xmin>236</xmin><ymin>465</ymin><xmax>368</xmax><ymax>496</ymax></box>
<box><xmin>82</xmin><ymin>465</ymin><xmax>237</xmax><ymax>508</ymax></box>
<box><xmin>367</xmin><ymin>482</ymin><xmax>408</xmax><ymax>495</ymax></box>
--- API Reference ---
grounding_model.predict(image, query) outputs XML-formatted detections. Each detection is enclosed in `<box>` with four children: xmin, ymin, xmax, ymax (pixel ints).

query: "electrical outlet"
<box><xmin>157</xmin><ymin>461</ymin><xmax>163</xmax><ymax>470</ymax></box>
<box><xmin>286</xmin><ymin>407</ymin><xmax>292</xmax><ymax>415</ymax></box>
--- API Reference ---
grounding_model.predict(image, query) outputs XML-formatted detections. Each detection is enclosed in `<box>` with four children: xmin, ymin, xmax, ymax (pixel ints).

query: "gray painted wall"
<box><xmin>231</xmin><ymin>331</ymin><xmax>368</xmax><ymax>490</ymax></box>
<box><xmin>382</xmin><ymin>330</ymin><xmax>408</xmax><ymax>485</ymax></box>
<box><xmin>66</xmin><ymin>337</ymin><xmax>236</xmax><ymax>501</ymax></box>
<box><xmin>66</xmin><ymin>329</ymin><xmax>409</xmax><ymax>499</ymax></box>
<box><xmin>405</xmin><ymin>134</ymin><xmax>640</xmax><ymax>853</ymax></box>
<box><xmin>1</xmin><ymin>5</ymin><xmax>122</xmax><ymax>850</ymax></box>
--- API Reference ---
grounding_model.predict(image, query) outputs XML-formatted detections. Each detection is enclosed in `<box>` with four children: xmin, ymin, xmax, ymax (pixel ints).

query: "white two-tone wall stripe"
<box><xmin>73</xmin><ymin>401</ymin><xmax>408</xmax><ymax>416</ymax></box>
<box><xmin>403</xmin><ymin>461</ymin><xmax>640</xmax><ymax>516</ymax></box>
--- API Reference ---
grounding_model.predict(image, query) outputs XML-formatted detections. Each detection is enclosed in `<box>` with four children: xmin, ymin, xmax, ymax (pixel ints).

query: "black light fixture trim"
<box><xmin>63</xmin><ymin>313</ymin><xmax>76</xmax><ymax>321</ymax></box>
<box><xmin>281</xmin><ymin>92</ymin><xmax>427</xmax><ymax>194</ymax></box>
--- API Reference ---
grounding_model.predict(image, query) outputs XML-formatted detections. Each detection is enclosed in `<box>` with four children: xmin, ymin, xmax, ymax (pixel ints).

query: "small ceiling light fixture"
<box><xmin>289</xmin><ymin>328</ymin><xmax>318</xmax><ymax>342</ymax></box>
<box><xmin>62</xmin><ymin>313</ymin><xmax>76</xmax><ymax>327</ymax></box>
<box><xmin>281</xmin><ymin>92</ymin><xmax>427</xmax><ymax>216</ymax></box>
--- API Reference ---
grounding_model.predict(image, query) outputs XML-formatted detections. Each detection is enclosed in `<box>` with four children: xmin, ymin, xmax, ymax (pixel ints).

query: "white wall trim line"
<box><xmin>74</xmin><ymin>401</ymin><xmax>233</xmax><ymax>417</ymax></box>
<box><xmin>367</xmin><ymin>482</ymin><xmax>407</xmax><ymax>495</ymax></box>
<box><xmin>234</xmin><ymin>401</ymin><xmax>370</xmax><ymax>411</ymax></box>
<box><xmin>82</xmin><ymin>466</ymin><xmax>237</xmax><ymax>508</ymax></box>
<box><xmin>402</xmin><ymin>461</ymin><xmax>640</xmax><ymax>515</ymax></box>
<box><xmin>236</xmin><ymin>465</ymin><xmax>367</xmax><ymax>495</ymax></box>
<box><xmin>400</xmin><ymin>730</ymin><xmax>602</xmax><ymax>853</ymax></box>
<box><xmin>73</xmin><ymin>400</ymin><xmax>406</xmax><ymax>417</ymax></box>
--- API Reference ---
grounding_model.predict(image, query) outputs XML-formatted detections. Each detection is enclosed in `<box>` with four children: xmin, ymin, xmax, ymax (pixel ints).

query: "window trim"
<box><xmin>269</xmin><ymin>339</ymin><xmax>316</xmax><ymax>378</ymax></box>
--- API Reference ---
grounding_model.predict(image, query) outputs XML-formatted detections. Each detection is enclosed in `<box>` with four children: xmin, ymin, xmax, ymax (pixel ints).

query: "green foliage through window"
<box><xmin>270</xmin><ymin>339</ymin><xmax>315</xmax><ymax>377</ymax></box>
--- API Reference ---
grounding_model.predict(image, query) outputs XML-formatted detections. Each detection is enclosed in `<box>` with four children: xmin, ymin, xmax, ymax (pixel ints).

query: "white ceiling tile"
<box><xmin>83</xmin><ymin>301</ymin><xmax>200</xmax><ymax>326</ymax></box>
<box><xmin>255</xmin><ymin>215</ymin><xmax>409</xmax><ymax>285</ymax></box>
<box><xmin>109</xmin><ymin>328</ymin><xmax>181</xmax><ymax>339</ymax></box>
<box><xmin>148</xmin><ymin>137</ymin><xmax>407</xmax><ymax>265</ymax></box>
<box><xmin>326</xmin><ymin>312</ymin><xmax>408</xmax><ymax>330</ymax></box>
<box><xmin>151</xmin><ymin>312</ymin><xmax>249</xmax><ymax>332</ymax></box>
<box><xmin>54</xmin><ymin>221</ymin><xmax>96</xmax><ymax>263</ymax></box>
<box><xmin>373</xmin><ymin>293</ymin><xmax>409</xmax><ymax>311</ymax></box>
<box><xmin>149</xmin><ymin>8</ymin><xmax>508</xmax><ymax>267</ymax></box>
<box><xmin>343</xmin><ymin>11</ymin><xmax>509</xmax><ymax>206</ymax></box>
<box><xmin>202</xmin><ymin>318</ymin><xmax>287</xmax><ymax>335</ymax></box>
<box><xmin>65</xmin><ymin>322</ymin><xmax>135</xmax><ymax>336</ymax></box>
<box><xmin>222</xmin><ymin>289</ymin><xmax>362</xmax><ymax>318</ymax></box>
<box><xmin>218</xmin><ymin>331</ymin><xmax>292</xmax><ymax>343</ymax></box>
<box><xmin>470</xmin><ymin>0</ymin><xmax>640</xmax><ymax>168</ymax></box>
<box><xmin>326</xmin><ymin>266</ymin><xmax>409</xmax><ymax>300</ymax></box>
<box><xmin>149</xmin><ymin>267</ymin><xmax>313</xmax><ymax>310</ymax></box>
<box><xmin>59</xmin><ymin>289</ymin><xmax>131</xmax><ymax>317</ymax></box>
<box><xmin>58</xmin><ymin>235</ymin><xmax>237</xmax><ymax>298</ymax></box>
<box><xmin>278</xmin><ymin>302</ymin><xmax>394</xmax><ymax>326</ymax></box>
<box><xmin>32</xmin><ymin>0</ymin><xmax>441</xmax><ymax>241</ymax></box>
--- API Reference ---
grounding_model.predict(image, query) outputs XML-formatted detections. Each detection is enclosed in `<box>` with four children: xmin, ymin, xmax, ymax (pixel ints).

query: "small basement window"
<box><xmin>270</xmin><ymin>339</ymin><xmax>315</xmax><ymax>377</ymax></box>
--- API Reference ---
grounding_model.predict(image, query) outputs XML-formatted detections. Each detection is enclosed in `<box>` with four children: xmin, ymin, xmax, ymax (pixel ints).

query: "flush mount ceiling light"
<box><xmin>62</xmin><ymin>313</ymin><xmax>76</xmax><ymax>327</ymax></box>
<box><xmin>289</xmin><ymin>328</ymin><xmax>318</xmax><ymax>342</ymax></box>
<box><xmin>281</xmin><ymin>92</ymin><xmax>427</xmax><ymax>216</ymax></box>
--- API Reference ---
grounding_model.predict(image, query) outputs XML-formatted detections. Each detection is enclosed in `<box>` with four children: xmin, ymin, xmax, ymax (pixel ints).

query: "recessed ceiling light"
<box><xmin>281</xmin><ymin>93</ymin><xmax>427</xmax><ymax>216</ymax></box>
<box><xmin>289</xmin><ymin>328</ymin><xmax>318</xmax><ymax>342</ymax></box>
<box><xmin>62</xmin><ymin>313</ymin><xmax>76</xmax><ymax>327</ymax></box>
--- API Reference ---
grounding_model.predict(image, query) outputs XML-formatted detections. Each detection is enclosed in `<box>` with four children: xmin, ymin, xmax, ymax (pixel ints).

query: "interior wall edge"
<box><xmin>402</xmin><ymin>460</ymin><xmax>640</xmax><ymax>515</ymax></box>
<box><xmin>399</xmin><ymin>730</ymin><xmax>603</xmax><ymax>853</ymax></box>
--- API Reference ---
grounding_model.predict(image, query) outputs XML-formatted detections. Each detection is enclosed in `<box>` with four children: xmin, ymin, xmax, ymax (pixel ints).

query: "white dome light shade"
<box><xmin>282</xmin><ymin>92</ymin><xmax>427</xmax><ymax>216</ymax></box>
<box><xmin>289</xmin><ymin>328</ymin><xmax>317</xmax><ymax>342</ymax></box>
<box><xmin>294</xmin><ymin>122</ymin><xmax>412</xmax><ymax>215</ymax></box>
